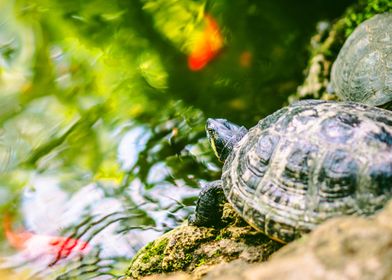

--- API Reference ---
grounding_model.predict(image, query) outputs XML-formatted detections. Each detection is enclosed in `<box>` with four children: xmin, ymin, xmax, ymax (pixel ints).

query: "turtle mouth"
<box><xmin>207</xmin><ymin>132</ymin><xmax>221</xmax><ymax>160</ymax></box>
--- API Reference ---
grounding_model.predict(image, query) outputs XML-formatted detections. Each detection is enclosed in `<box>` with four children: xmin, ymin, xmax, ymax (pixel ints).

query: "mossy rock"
<box><xmin>289</xmin><ymin>0</ymin><xmax>392</xmax><ymax>103</ymax></box>
<box><xmin>130</xmin><ymin>200</ymin><xmax>392</xmax><ymax>280</ymax></box>
<box><xmin>126</xmin><ymin>203</ymin><xmax>283</xmax><ymax>279</ymax></box>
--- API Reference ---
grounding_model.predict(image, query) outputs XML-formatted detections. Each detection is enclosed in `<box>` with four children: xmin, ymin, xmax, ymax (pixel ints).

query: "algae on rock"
<box><xmin>126</xmin><ymin>204</ymin><xmax>282</xmax><ymax>279</ymax></box>
<box><xmin>126</xmin><ymin>200</ymin><xmax>392</xmax><ymax>280</ymax></box>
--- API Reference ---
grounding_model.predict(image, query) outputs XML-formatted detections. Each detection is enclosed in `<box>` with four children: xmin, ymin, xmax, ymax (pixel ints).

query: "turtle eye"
<box><xmin>207</xmin><ymin>128</ymin><xmax>214</xmax><ymax>135</ymax></box>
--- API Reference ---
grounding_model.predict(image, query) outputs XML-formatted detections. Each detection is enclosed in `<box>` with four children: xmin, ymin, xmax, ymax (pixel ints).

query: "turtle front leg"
<box><xmin>188</xmin><ymin>180</ymin><xmax>227</xmax><ymax>227</ymax></box>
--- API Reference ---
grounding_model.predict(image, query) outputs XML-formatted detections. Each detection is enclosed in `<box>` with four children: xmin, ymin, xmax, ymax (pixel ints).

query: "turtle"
<box><xmin>331</xmin><ymin>13</ymin><xmax>392</xmax><ymax>108</ymax></box>
<box><xmin>189</xmin><ymin>100</ymin><xmax>392</xmax><ymax>243</ymax></box>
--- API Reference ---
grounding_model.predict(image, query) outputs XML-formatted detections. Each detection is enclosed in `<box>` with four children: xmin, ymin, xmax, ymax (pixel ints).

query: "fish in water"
<box><xmin>3</xmin><ymin>214</ymin><xmax>91</xmax><ymax>266</ymax></box>
<box><xmin>187</xmin><ymin>14</ymin><xmax>224</xmax><ymax>71</ymax></box>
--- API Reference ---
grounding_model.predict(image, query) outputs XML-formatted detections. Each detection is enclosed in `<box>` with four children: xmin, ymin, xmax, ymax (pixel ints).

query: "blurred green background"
<box><xmin>0</xmin><ymin>0</ymin><xmax>355</xmax><ymax>278</ymax></box>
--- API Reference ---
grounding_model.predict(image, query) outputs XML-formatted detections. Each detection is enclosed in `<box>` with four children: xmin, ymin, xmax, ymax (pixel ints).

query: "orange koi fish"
<box><xmin>188</xmin><ymin>14</ymin><xmax>224</xmax><ymax>71</ymax></box>
<box><xmin>3</xmin><ymin>214</ymin><xmax>91</xmax><ymax>266</ymax></box>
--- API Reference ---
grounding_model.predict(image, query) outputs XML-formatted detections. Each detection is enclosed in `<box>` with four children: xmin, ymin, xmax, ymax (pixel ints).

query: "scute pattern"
<box><xmin>318</xmin><ymin>149</ymin><xmax>358</xmax><ymax>200</ymax></box>
<box><xmin>222</xmin><ymin>101</ymin><xmax>392</xmax><ymax>242</ymax></box>
<box><xmin>369</xmin><ymin>162</ymin><xmax>392</xmax><ymax>195</ymax></box>
<box><xmin>320</xmin><ymin>116</ymin><xmax>356</xmax><ymax>143</ymax></box>
<box><xmin>331</xmin><ymin>13</ymin><xmax>392</xmax><ymax>106</ymax></box>
<box><xmin>282</xmin><ymin>143</ymin><xmax>317</xmax><ymax>189</ymax></box>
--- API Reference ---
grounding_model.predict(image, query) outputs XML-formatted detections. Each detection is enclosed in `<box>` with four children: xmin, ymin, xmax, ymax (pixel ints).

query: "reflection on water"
<box><xmin>1</xmin><ymin>180</ymin><xmax>138</xmax><ymax>278</ymax></box>
<box><xmin>0</xmin><ymin>0</ymin><xmax>355</xmax><ymax>278</ymax></box>
<box><xmin>0</xmin><ymin>128</ymin><xmax>200</xmax><ymax>279</ymax></box>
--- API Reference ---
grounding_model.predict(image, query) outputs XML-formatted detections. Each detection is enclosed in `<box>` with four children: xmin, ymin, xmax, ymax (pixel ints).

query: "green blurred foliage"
<box><xmin>344</xmin><ymin>0</ymin><xmax>392</xmax><ymax>36</ymax></box>
<box><xmin>0</xmin><ymin>0</ymin><xmax>355</xmax><ymax>229</ymax></box>
<box><xmin>0</xmin><ymin>0</ymin><xmax>359</xmax><ymax>277</ymax></box>
<box><xmin>0</xmin><ymin>0</ymin><xmax>357</xmax><ymax>255</ymax></box>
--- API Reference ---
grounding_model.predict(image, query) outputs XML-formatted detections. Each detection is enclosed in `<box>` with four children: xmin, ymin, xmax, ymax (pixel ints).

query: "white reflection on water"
<box><xmin>118</xmin><ymin>125</ymin><xmax>151</xmax><ymax>170</ymax></box>
<box><xmin>1</xmin><ymin>122</ymin><xmax>203</xmax><ymax>278</ymax></box>
<box><xmin>118</xmin><ymin>123</ymin><xmax>199</xmax><ymax>228</ymax></box>
<box><xmin>1</xmin><ymin>174</ymin><xmax>160</xmax><ymax>278</ymax></box>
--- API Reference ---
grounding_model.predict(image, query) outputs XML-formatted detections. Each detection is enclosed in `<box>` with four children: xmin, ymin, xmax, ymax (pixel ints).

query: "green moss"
<box><xmin>185</xmin><ymin>253</ymin><xmax>193</xmax><ymax>263</ymax></box>
<box><xmin>214</xmin><ymin>230</ymin><xmax>231</xmax><ymax>241</ymax></box>
<box><xmin>140</xmin><ymin>239</ymin><xmax>168</xmax><ymax>264</ymax></box>
<box><xmin>127</xmin><ymin>238</ymin><xmax>169</xmax><ymax>278</ymax></box>
<box><xmin>344</xmin><ymin>0</ymin><xmax>392</xmax><ymax>36</ymax></box>
<box><xmin>215</xmin><ymin>234</ymin><xmax>223</xmax><ymax>241</ymax></box>
<box><xmin>212</xmin><ymin>250</ymin><xmax>222</xmax><ymax>258</ymax></box>
<box><xmin>195</xmin><ymin>257</ymin><xmax>206</xmax><ymax>267</ymax></box>
<box><xmin>127</xmin><ymin>206</ymin><xmax>283</xmax><ymax>278</ymax></box>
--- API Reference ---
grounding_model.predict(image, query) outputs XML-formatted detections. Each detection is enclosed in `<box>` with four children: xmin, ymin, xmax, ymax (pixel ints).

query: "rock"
<box><xmin>202</xmin><ymin>200</ymin><xmax>392</xmax><ymax>280</ymax></box>
<box><xmin>126</xmin><ymin>203</ymin><xmax>283</xmax><ymax>279</ymax></box>
<box><xmin>127</xmin><ymin>200</ymin><xmax>392</xmax><ymax>280</ymax></box>
<box><xmin>141</xmin><ymin>272</ymin><xmax>191</xmax><ymax>280</ymax></box>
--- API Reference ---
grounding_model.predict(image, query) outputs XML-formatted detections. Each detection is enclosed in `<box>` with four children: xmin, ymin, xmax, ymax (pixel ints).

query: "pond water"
<box><xmin>0</xmin><ymin>0</ymin><xmax>353</xmax><ymax>279</ymax></box>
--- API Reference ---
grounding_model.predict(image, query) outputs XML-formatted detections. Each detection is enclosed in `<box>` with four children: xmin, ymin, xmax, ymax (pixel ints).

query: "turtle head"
<box><xmin>206</xmin><ymin>118</ymin><xmax>248</xmax><ymax>162</ymax></box>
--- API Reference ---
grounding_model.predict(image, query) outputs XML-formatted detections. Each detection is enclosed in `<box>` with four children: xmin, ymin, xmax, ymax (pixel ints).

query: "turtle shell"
<box><xmin>222</xmin><ymin>100</ymin><xmax>392</xmax><ymax>242</ymax></box>
<box><xmin>331</xmin><ymin>13</ymin><xmax>392</xmax><ymax>106</ymax></box>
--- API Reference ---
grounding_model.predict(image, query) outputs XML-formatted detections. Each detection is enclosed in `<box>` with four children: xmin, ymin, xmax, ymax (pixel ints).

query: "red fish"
<box><xmin>3</xmin><ymin>214</ymin><xmax>91</xmax><ymax>266</ymax></box>
<box><xmin>187</xmin><ymin>14</ymin><xmax>224</xmax><ymax>71</ymax></box>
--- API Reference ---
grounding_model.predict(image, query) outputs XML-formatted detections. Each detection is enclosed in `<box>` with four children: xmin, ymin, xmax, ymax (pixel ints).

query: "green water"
<box><xmin>0</xmin><ymin>0</ymin><xmax>353</xmax><ymax>278</ymax></box>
